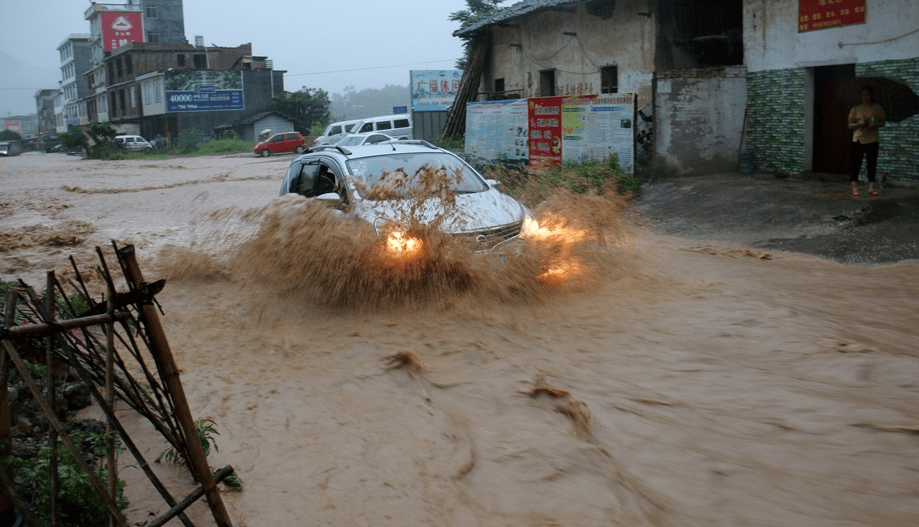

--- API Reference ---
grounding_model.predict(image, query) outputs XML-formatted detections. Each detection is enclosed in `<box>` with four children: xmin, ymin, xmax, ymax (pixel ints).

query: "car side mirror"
<box><xmin>316</xmin><ymin>192</ymin><xmax>340</xmax><ymax>201</ymax></box>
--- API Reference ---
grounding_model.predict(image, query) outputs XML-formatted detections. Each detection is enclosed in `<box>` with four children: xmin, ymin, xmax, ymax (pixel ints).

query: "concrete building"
<box><xmin>56</xmin><ymin>34</ymin><xmax>93</xmax><ymax>132</ymax></box>
<box><xmin>456</xmin><ymin>0</ymin><xmax>918</xmax><ymax>181</ymax></box>
<box><xmin>34</xmin><ymin>89</ymin><xmax>61</xmax><ymax>149</ymax></box>
<box><xmin>743</xmin><ymin>0</ymin><xmax>919</xmax><ymax>181</ymax></box>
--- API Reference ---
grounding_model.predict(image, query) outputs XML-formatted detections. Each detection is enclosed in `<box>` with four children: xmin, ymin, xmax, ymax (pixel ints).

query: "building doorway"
<box><xmin>813</xmin><ymin>64</ymin><xmax>855</xmax><ymax>175</ymax></box>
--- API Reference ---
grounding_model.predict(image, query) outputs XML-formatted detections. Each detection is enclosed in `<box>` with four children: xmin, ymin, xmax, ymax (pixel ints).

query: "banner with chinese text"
<box><xmin>799</xmin><ymin>0</ymin><xmax>866</xmax><ymax>32</ymax></box>
<box><xmin>410</xmin><ymin>70</ymin><xmax>463</xmax><ymax>112</ymax></box>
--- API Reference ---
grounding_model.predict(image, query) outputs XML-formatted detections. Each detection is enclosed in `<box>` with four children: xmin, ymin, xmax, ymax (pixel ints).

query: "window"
<box><xmin>126</xmin><ymin>56</ymin><xmax>133</xmax><ymax>75</ymax></box>
<box><xmin>154</xmin><ymin>82</ymin><xmax>162</xmax><ymax>103</ymax></box>
<box><xmin>376</xmin><ymin>120</ymin><xmax>392</xmax><ymax>131</ymax></box>
<box><xmin>147</xmin><ymin>32</ymin><xmax>159</xmax><ymax>43</ymax></box>
<box><xmin>177</xmin><ymin>54</ymin><xmax>185</xmax><ymax>67</ymax></box>
<box><xmin>359</xmin><ymin>123</ymin><xmax>373</xmax><ymax>133</ymax></box>
<box><xmin>601</xmin><ymin>66</ymin><xmax>618</xmax><ymax>94</ymax></box>
<box><xmin>193</xmin><ymin>54</ymin><xmax>207</xmax><ymax>69</ymax></box>
<box><xmin>146</xmin><ymin>6</ymin><xmax>157</xmax><ymax>17</ymax></box>
<box><xmin>539</xmin><ymin>70</ymin><xmax>555</xmax><ymax>97</ymax></box>
<box><xmin>119</xmin><ymin>90</ymin><xmax>127</xmax><ymax>113</ymax></box>
<box><xmin>116</xmin><ymin>58</ymin><xmax>123</xmax><ymax>79</ymax></box>
<box><xmin>494</xmin><ymin>78</ymin><xmax>505</xmax><ymax>94</ymax></box>
<box><xmin>393</xmin><ymin>119</ymin><xmax>410</xmax><ymax>128</ymax></box>
<box><xmin>130</xmin><ymin>86</ymin><xmax>136</xmax><ymax>108</ymax></box>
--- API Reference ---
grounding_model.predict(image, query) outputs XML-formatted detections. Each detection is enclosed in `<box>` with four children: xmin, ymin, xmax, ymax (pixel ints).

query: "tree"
<box><xmin>0</xmin><ymin>129</ymin><xmax>22</xmax><ymax>141</ymax></box>
<box><xmin>449</xmin><ymin>0</ymin><xmax>504</xmax><ymax>69</ymax></box>
<box><xmin>59</xmin><ymin>121</ymin><xmax>120</xmax><ymax>158</ymax></box>
<box><xmin>269</xmin><ymin>87</ymin><xmax>332</xmax><ymax>134</ymax></box>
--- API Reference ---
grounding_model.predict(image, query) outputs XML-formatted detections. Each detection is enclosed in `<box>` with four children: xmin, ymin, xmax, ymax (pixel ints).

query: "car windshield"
<box><xmin>346</xmin><ymin>152</ymin><xmax>488</xmax><ymax>199</ymax></box>
<box><xmin>337</xmin><ymin>135</ymin><xmax>369</xmax><ymax>146</ymax></box>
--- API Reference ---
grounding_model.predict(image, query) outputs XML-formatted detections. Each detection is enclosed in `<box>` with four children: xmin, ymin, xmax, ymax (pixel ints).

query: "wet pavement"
<box><xmin>636</xmin><ymin>172</ymin><xmax>919</xmax><ymax>265</ymax></box>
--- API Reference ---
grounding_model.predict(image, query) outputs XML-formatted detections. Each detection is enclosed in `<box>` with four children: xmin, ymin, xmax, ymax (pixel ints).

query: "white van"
<box><xmin>314</xmin><ymin>120</ymin><xmax>359</xmax><ymax>145</ymax></box>
<box><xmin>351</xmin><ymin>114</ymin><xmax>413</xmax><ymax>140</ymax></box>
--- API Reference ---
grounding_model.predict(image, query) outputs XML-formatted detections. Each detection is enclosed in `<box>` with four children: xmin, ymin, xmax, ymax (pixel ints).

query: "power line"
<box><xmin>285</xmin><ymin>59</ymin><xmax>457</xmax><ymax>77</ymax></box>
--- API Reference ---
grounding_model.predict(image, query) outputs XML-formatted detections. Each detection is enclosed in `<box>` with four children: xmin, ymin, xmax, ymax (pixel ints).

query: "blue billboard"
<box><xmin>165</xmin><ymin>71</ymin><xmax>244</xmax><ymax>112</ymax></box>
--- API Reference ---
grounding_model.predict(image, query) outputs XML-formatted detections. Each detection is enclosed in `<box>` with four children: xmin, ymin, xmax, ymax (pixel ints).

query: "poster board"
<box><xmin>465</xmin><ymin>99</ymin><xmax>528</xmax><ymax>161</ymax></box>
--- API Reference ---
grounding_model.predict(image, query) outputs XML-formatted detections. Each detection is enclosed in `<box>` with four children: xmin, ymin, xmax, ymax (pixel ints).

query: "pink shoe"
<box><xmin>851</xmin><ymin>187</ymin><xmax>860</xmax><ymax>196</ymax></box>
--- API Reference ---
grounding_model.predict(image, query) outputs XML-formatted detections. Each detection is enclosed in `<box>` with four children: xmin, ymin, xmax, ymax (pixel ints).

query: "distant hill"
<box><xmin>0</xmin><ymin>51</ymin><xmax>60</xmax><ymax>117</ymax></box>
<box><xmin>329</xmin><ymin>84</ymin><xmax>411</xmax><ymax>121</ymax></box>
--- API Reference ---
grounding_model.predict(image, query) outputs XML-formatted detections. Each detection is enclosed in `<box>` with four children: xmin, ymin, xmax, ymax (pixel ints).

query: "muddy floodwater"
<box><xmin>2</xmin><ymin>153</ymin><xmax>918</xmax><ymax>526</ymax></box>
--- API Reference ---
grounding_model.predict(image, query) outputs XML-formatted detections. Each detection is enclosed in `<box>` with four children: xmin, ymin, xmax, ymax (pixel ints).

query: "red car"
<box><xmin>254</xmin><ymin>132</ymin><xmax>306</xmax><ymax>157</ymax></box>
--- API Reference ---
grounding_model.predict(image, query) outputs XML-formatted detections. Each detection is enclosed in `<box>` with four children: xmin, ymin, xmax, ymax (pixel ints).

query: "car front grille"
<box><xmin>463</xmin><ymin>221</ymin><xmax>523</xmax><ymax>250</ymax></box>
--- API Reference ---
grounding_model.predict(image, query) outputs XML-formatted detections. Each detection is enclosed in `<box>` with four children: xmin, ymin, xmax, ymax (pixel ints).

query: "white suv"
<box><xmin>279</xmin><ymin>141</ymin><xmax>530</xmax><ymax>252</ymax></box>
<box><xmin>114</xmin><ymin>135</ymin><xmax>153</xmax><ymax>152</ymax></box>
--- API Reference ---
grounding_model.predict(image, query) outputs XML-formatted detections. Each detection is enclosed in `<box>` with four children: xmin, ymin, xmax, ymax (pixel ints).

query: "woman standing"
<box><xmin>847</xmin><ymin>84</ymin><xmax>886</xmax><ymax>197</ymax></box>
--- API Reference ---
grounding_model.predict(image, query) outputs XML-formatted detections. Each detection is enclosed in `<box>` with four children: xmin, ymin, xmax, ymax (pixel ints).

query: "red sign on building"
<box><xmin>799</xmin><ymin>0</ymin><xmax>866</xmax><ymax>32</ymax></box>
<box><xmin>101</xmin><ymin>12</ymin><xmax>144</xmax><ymax>51</ymax></box>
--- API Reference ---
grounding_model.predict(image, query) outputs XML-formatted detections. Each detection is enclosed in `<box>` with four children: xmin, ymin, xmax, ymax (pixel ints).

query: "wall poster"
<box><xmin>164</xmin><ymin>71</ymin><xmax>244</xmax><ymax>112</ymax></box>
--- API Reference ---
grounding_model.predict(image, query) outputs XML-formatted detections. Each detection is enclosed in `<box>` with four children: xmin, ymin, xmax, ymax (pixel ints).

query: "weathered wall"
<box><xmin>653</xmin><ymin>66</ymin><xmax>747</xmax><ymax>176</ymax></box>
<box><xmin>486</xmin><ymin>0</ymin><xmax>656</xmax><ymax>107</ymax></box>
<box><xmin>744</xmin><ymin>0</ymin><xmax>919</xmax><ymax>73</ymax></box>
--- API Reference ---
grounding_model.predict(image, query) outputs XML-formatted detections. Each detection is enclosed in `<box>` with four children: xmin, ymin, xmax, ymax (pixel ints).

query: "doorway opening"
<box><xmin>812</xmin><ymin>64</ymin><xmax>855</xmax><ymax>175</ymax></box>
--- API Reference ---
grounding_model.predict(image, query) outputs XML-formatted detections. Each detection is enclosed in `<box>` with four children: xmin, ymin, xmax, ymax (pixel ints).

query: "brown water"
<box><xmin>2</xmin><ymin>154</ymin><xmax>918</xmax><ymax>526</ymax></box>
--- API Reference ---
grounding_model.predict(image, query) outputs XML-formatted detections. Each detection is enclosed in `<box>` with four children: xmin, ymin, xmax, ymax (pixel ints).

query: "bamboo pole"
<box><xmin>147</xmin><ymin>465</ymin><xmax>235</xmax><ymax>527</ymax></box>
<box><xmin>116</xmin><ymin>245</ymin><xmax>232</xmax><ymax>527</ymax></box>
<box><xmin>45</xmin><ymin>272</ymin><xmax>60</xmax><ymax>527</ymax></box>
<box><xmin>0</xmin><ymin>291</ymin><xmax>16</xmax><ymax>521</ymax></box>
<box><xmin>0</xmin><ymin>338</ymin><xmax>128</xmax><ymax>527</ymax></box>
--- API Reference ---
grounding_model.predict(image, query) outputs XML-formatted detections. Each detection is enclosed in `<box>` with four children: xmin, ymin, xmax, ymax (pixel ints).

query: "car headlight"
<box><xmin>373</xmin><ymin>219</ymin><xmax>424</xmax><ymax>256</ymax></box>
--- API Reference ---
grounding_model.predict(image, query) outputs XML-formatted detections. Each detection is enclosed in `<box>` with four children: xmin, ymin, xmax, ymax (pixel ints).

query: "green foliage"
<box><xmin>220</xmin><ymin>128</ymin><xmax>238</xmax><ymax>140</ymax></box>
<box><xmin>432</xmin><ymin>136</ymin><xmax>465</xmax><ymax>153</ymax></box>
<box><xmin>223</xmin><ymin>472</ymin><xmax>242</xmax><ymax>491</ymax></box>
<box><xmin>449</xmin><ymin>0</ymin><xmax>505</xmax><ymax>69</ymax></box>
<box><xmin>4</xmin><ymin>432</ymin><xmax>128</xmax><ymax>527</ymax></box>
<box><xmin>0</xmin><ymin>129</ymin><xmax>23</xmax><ymax>141</ymax></box>
<box><xmin>0</xmin><ymin>278</ymin><xmax>10</xmax><ymax>310</ymax></box>
<box><xmin>58</xmin><ymin>127</ymin><xmax>87</xmax><ymax>153</ymax></box>
<box><xmin>486</xmin><ymin>155</ymin><xmax>640</xmax><ymax>208</ymax></box>
<box><xmin>177</xmin><ymin>129</ymin><xmax>203</xmax><ymax>154</ymax></box>
<box><xmin>157</xmin><ymin>418</ymin><xmax>220</xmax><ymax>466</ymax></box>
<box><xmin>270</xmin><ymin>87</ymin><xmax>332</xmax><ymax>133</ymax></box>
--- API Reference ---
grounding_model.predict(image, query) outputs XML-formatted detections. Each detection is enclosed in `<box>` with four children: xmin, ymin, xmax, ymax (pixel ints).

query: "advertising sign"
<box><xmin>100</xmin><ymin>12</ymin><xmax>144</xmax><ymax>51</ymax></box>
<box><xmin>562</xmin><ymin>94</ymin><xmax>635</xmax><ymax>174</ymax></box>
<box><xmin>799</xmin><ymin>0</ymin><xmax>866</xmax><ymax>32</ymax></box>
<box><xmin>3</xmin><ymin>120</ymin><xmax>22</xmax><ymax>134</ymax></box>
<box><xmin>410</xmin><ymin>70</ymin><xmax>463</xmax><ymax>112</ymax></box>
<box><xmin>465</xmin><ymin>99</ymin><xmax>528</xmax><ymax>161</ymax></box>
<box><xmin>164</xmin><ymin>71</ymin><xmax>244</xmax><ymax>112</ymax></box>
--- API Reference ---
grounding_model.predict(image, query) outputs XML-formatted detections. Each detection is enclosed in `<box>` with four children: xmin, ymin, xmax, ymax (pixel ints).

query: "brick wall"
<box><xmin>746</xmin><ymin>68</ymin><xmax>807</xmax><ymax>174</ymax></box>
<box><xmin>747</xmin><ymin>60</ymin><xmax>919</xmax><ymax>181</ymax></box>
<box><xmin>855</xmin><ymin>58</ymin><xmax>919</xmax><ymax>182</ymax></box>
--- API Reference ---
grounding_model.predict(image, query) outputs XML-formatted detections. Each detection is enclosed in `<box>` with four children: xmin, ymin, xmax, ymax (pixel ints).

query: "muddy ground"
<box><xmin>1</xmin><ymin>152</ymin><xmax>918</xmax><ymax>526</ymax></box>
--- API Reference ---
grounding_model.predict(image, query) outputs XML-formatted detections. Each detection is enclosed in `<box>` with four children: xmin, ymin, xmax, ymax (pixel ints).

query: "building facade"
<box><xmin>56</xmin><ymin>35</ymin><xmax>93</xmax><ymax>132</ymax></box>
<box><xmin>743</xmin><ymin>0</ymin><xmax>919</xmax><ymax>181</ymax></box>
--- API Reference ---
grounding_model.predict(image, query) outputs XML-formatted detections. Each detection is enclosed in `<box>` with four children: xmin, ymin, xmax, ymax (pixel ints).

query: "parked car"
<box><xmin>335</xmin><ymin>132</ymin><xmax>396</xmax><ymax>146</ymax></box>
<box><xmin>313</xmin><ymin>119</ymin><xmax>359</xmax><ymax>145</ymax></box>
<box><xmin>254</xmin><ymin>132</ymin><xmax>307</xmax><ymax>157</ymax></box>
<box><xmin>114</xmin><ymin>135</ymin><xmax>153</xmax><ymax>152</ymax></box>
<box><xmin>278</xmin><ymin>141</ymin><xmax>531</xmax><ymax>253</ymax></box>
<box><xmin>350</xmin><ymin>114</ymin><xmax>413</xmax><ymax>140</ymax></box>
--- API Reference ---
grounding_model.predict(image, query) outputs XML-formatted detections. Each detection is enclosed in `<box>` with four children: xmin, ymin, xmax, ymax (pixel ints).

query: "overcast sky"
<box><xmin>0</xmin><ymin>0</ymin><xmax>473</xmax><ymax>116</ymax></box>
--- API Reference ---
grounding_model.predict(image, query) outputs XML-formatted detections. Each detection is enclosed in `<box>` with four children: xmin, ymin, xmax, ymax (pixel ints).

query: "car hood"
<box><xmin>352</xmin><ymin>187</ymin><xmax>526</xmax><ymax>233</ymax></box>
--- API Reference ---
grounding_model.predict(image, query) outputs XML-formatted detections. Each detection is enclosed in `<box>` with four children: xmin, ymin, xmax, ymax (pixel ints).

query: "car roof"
<box><xmin>296</xmin><ymin>141</ymin><xmax>444</xmax><ymax>161</ymax></box>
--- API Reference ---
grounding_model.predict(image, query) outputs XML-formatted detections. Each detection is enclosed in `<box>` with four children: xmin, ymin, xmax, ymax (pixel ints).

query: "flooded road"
<box><xmin>2</xmin><ymin>154</ymin><xmax>918</xmax><ymax>526</ymax></box>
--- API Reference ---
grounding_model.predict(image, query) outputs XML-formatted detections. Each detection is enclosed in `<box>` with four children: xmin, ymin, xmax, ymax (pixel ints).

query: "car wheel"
<box><xmin>260</xmin><ymin>149</ymin><xmax>271</xmax><ymax>157</ymax></box>
<box><xmin>144</xmin><ymin>147</ymin><xmax>152</xmax><ymax>153</ymax></box>
<box><xmin>295</xmin><ymin>145</ymin><xmax>305</xmax><ymax>154</ymax></box>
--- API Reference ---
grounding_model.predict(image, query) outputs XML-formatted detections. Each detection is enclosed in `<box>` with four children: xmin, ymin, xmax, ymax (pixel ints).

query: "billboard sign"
<box><xmin>101</xmin><ymin>12</ymin><xmax>144</xmax><ymax>51</ymax></box>
<box><xmin>799</xmin><ymin>0</ymin><xmax>866</xmax><ymax>32</ymax></box>
<box><xmin>3</xmin><ymin>120</ymin><xmax>22</xmax><ymax>134</ymax></box>
<box><xmin>164</xmin><ymin>71</ymin><xmax>245</xmax><ymax>112</ymax></box>
<box><xmin>410</xmin><ymin>70</ymin><xmax>463</xmax><ymax>112</ymax></box>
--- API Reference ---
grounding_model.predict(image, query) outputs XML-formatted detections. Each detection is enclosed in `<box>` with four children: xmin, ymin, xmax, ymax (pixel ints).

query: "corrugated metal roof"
<box><xmin>454</xmin><ymin>0</ymin><xmax>581</xmax><ymax>36</ymax></box>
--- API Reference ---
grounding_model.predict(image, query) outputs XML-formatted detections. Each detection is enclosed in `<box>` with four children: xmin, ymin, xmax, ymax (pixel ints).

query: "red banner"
<box><xmin>101</xmin><ymin>12</ymin><xmax>144</xmax><ymax>51</ymax></box>
<box><xmin>799</xmin><ymin>0</ymin><xmax>866</xmax><ymax>32</ymax></box>
<box><xmin>528</xmin><ymin>97</ymin><xmax>563</xmax><ymax>168</ymax></box>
